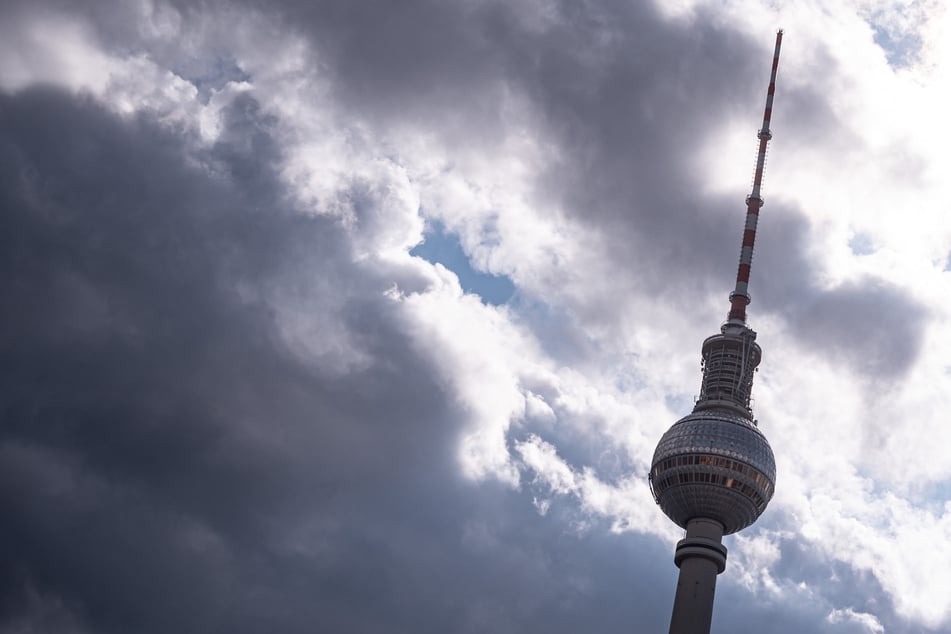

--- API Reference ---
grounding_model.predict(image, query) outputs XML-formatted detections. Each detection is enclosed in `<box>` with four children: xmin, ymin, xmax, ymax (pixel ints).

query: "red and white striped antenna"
<box><xmin>727</xmin><ymin>29</ymin><xmax>783</xmax><ymax>326</ymax></box>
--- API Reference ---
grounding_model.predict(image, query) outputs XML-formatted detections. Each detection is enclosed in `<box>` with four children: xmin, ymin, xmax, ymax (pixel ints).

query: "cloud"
<box><xmin>0</xmin><ymin>85</ymin><xmax>447</xmax><ymax>632</ymax></box>
<box><xmin>4</xmin><ymin>1</ymin><xmax>951</xmax><ymax>633</ymax></box>
<box><xmin>828</xmin><ymin>607</ymin><xmax>886</xmax><ymax>634</ymax></box>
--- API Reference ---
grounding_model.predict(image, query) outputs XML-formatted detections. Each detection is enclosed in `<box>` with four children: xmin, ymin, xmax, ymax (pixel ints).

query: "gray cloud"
<box><xmin>749</xmin><ymin>204</ymin><xmax>927</xmax><ymax>379</ymax></box>
<box><xmin>0</xmin><ymin>86</ymin><xmax>450</xmax><ymax>632</ymax></box>
<box><xmin>253</xmin><ymin>0</ymin><xmax>929</xmax><ymax>377</ymax></box>
<box><xmin>794</xmin><ymin>277</ymin><xmax>926</xmax><ymax>378</ymax></box>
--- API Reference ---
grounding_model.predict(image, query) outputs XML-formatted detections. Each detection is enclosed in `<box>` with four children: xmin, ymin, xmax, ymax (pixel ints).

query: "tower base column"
<box><xmin>668</xmin><ymin>518</ymin><xmax>727</xmax><ymax>634</ymax></box>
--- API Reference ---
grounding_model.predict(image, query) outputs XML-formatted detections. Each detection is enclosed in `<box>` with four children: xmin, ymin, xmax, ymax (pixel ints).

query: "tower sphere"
<box><xmin>649</xmin><ymin>410</ymin><xmax>775</xmax><ymax>535</ymax></box>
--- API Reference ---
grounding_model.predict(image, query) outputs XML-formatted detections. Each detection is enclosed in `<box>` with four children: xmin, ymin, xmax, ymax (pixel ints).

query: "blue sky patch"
<box><xmin>848</xmin><ymin>233</ymin><xmax>875</xmax><ymax>256</ymax></box>
<box><xmin>411</xmin><ymin>220</ymin><xmax>516</xmax><ymax>306</ymax></box>
<box><xmin>872</xmin><ymin>23</ymin><xmax>921</xmax><ymax>68</ymax></box>
<box><xmin>187</xmin><ymin>58</ymin><xmax>252</xmax><ymax>102</ymax></box>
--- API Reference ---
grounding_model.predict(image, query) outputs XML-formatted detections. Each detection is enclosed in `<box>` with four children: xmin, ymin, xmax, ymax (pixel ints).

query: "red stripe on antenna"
<box><xmin>737</xmin><ymin>264</ymin><xmax>751</xmax><ymax>283</ymax></box>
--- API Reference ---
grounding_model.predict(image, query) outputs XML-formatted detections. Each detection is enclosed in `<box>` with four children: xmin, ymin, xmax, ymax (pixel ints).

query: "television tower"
<box><xmin>649</xmin><ymin>30</ymin><xmax>782</xmax><ymax>634</ymax></box>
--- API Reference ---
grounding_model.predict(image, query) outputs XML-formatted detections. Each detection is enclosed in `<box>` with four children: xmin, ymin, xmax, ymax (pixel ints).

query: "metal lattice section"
<box><xmin>649</xmin><ymin>409</ymin><xmax>775</xmax><ymax>535</ymax></box>
<box><xmin>695</xmin><ymin>328</ymin><xmax>761</xmax><ymax>415</ymax></box>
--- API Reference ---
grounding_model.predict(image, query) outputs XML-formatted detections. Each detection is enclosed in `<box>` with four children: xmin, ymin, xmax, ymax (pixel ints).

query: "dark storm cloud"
<box><xmin>0</xmin><ymin>87</ymin><xmax>449</xmax><ymax>632</ymax></box>
<box><xmin>0</xmin><ymin>85</ymin><xmax>744</xmax><ymax>634</ymax></box>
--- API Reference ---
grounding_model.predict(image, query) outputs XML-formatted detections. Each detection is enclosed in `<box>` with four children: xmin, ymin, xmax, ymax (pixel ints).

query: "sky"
<box><xmin>1</xmin><ymin>0</ymin><xmax>951</xmax><ymax>632</ymax></box>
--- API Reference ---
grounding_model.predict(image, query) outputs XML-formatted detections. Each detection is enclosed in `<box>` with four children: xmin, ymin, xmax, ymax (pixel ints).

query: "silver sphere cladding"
<box><xmin>650</xmin><ymin>409</ymin><xmax>775</xmax><ymax>535</ymax></box>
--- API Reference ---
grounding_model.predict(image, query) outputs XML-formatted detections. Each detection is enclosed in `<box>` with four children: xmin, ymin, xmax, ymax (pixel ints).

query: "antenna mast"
<box><xmin>727</xmin><ymin>29</ymin><xmax>783</xmax><ymax>326</ymax></box>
